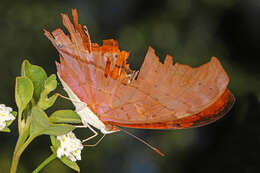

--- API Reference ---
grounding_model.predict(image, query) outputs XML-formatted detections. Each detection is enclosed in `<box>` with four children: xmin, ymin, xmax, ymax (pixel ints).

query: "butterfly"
<box><xmin>44</xmin><ymin>9</ymin><xmax>235</xmax><ymax>140</ymax></box>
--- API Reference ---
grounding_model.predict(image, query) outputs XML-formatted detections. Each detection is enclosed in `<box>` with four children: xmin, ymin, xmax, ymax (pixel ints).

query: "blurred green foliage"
<box><xmin>0</xmin><ymin>0</ymin><xmax>260</xmax><ymax>173</ymax></box>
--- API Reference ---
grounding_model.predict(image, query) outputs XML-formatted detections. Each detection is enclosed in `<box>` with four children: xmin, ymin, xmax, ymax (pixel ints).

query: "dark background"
<box><xmin>1</xmin><ymin>0</ymin><xmax>260</xmax><ymax>172</ymax></box>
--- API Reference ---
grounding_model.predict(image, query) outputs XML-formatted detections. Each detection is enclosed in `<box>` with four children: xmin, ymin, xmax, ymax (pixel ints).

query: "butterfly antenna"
<box><xmin>116</xmin><ymin>126</ymin><xmax>165</xmax><ymax>157</ymax></box>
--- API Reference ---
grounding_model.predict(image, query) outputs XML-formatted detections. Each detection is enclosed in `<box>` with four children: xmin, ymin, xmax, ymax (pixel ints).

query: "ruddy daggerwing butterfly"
<box><xmin>44</xmin><ymin>9</ymin><xmax>235</xmax><ymax>135</ymax></box>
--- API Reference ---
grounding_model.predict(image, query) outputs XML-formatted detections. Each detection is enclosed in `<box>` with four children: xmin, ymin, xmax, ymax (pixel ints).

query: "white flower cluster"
<box><xmin>0</xmin><ymin>104</ymin><xmax>15</xmax><ymax>130</ymax></box>
<box><xmin>57</xmin><ymin>131</ymin><xmax>83</xmax><ymax>162</ymax></box>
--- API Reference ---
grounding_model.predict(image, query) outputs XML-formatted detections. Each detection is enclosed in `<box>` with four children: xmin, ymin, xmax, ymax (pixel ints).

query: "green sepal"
<box><xmin>4</xmin><ymin>111</ymin><xmax>17</xmax><ymax>128</ymax></box>
<box><xmin>50</xmin><ymin>135</ymin><xmax>60</xmax><ymax>152</ymax></box>
<box><xmin>0</xmin><ymin>127</ymin><xmax>11</xmax><ymax>133</ymax></box>
<box><xmin>11</xmin><ymin>111</ymin><xmax>17</xmax><ymax>117</ymax></box>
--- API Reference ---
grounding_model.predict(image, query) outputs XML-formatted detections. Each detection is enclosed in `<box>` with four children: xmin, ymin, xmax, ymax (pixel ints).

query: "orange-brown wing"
<box><xmin>106</xmin><ymin>89</ymin><xmax>235</xmax><ymax>129</ymax></box>
<box><xmin>45</xmin><ymin>9</ymin><xmax>234</xmax><ymax>129</ymax></box>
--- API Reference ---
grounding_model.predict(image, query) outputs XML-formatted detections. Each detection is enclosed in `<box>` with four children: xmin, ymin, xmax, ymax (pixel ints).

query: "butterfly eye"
<box><xmin>112</xmin><ymin>53</ymin><xmax>119</xmax><ymax>65</ymax></box>
<box><xmin>113</xmin><ymin>53</ymin><xmax>118</xmax><ymax>59</ymax></box>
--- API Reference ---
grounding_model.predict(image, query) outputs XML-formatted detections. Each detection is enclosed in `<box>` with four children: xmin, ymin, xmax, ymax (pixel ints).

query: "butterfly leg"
<box><xmin>76</xmin><ymin>124</ymin><xmax>106</xmax><ymax>147</ymax></box>
<box><xmin>55</xmin><ymin>93</ymin><xmax>86</xmax><ymax>106</ymax></box>
<box><xmin>83</xmin><ymin>134</ymin><xmax>106</xmax><ymax>147</ymax></box>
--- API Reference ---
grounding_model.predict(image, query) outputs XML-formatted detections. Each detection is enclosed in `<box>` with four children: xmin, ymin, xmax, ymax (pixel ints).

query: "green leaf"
<box><xmin>37</xmin><ymin>74</ymin><xmax>58</xmax><ymax>110</ymax></box>
<box><xmin>44</xmin><ymin>74</ymin><xmax>57</xmax><ymax>93</ymax></box>
<box><xmin>30</xmin><ymin>106</ymin><xmax>75</xmax><ymax>137</ymax></box>
<box><xmin>22</xmin><ymin>60</ymin><xmax>48</xmax><ymax>102</ymax></box>
<box><xmin>0</xmin><ymin>127</ymin><xmax>11</xmax><ymax>133</ymax></box>
<box><xmin>38</xmin><ymin>94</ymin><xmax>58</xmax><ymax>110</ymax></box>
<box><xmin>60</xmin><ymin>156</ymin><xmax>80</xmax><ymax>172</ymax></box>
<box><xmin>44</xmin><ymin>123</ymin><xmax>76</xmax><ymax>136</ymax></box>
<box><xmin>30</xmin><ymin>106</ymin><xmax>49</xmax><ymax>136</ymax></box>
<box><xmin>15</xmin><ymin>76</ymin><xmax>34</xmax><ymax>112</ymax></box>
<box><xmin>49</xmin><ymin>110</ymin><xmax>81</xmax><ymax>124</ymax></box>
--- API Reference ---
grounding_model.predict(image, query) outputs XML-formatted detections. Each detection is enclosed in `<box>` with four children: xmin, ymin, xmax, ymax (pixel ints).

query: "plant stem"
<box><xmin>10</xmin><ymin>135</ymin><xmax>36</xmax><ymax>173</ymax></box>
<box><xmin>16</xmin><ymin>116</ymin><xmax>32</xmax><ymax>151</ymax></box>
<box><xmin>10</xmin><ymin>115</ymin><xmax>32</xmax><ymax>173</ymax></box>
<box><xmin>32</xmin><ymin>153</ymin><xmax>56</xmax><ymax>173</ymax></box>
<box><xmin>10</xmin><ymin>135</ymin><xmax>23</xmax><ymax>173</ymax></box>
<box><xmin>18</xmin><ymin>111</ymin><xmax>22</xmax><ymax>134</ymax></box>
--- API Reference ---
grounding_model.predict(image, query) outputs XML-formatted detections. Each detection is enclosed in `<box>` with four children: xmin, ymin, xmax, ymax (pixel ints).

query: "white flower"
<box><xmin>56</xmin><ymin>131</ymin><xmax>83</xmax><ymax>162</ymax></box>
<box><xmin>0</xmin><ymin>104</ymin><xmax>15</xmax><ymax>130</ymax></box>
